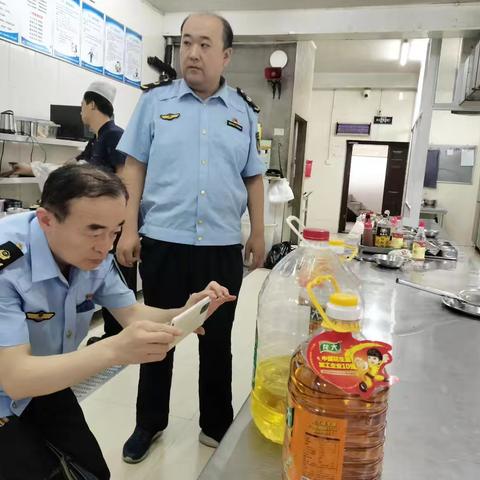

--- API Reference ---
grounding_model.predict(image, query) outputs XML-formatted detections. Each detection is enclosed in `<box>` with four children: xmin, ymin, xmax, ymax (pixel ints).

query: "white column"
<box><xmin>402</xmin><ymin>39</ymin><xmax>441</xmax><ymax>228</ymax></box>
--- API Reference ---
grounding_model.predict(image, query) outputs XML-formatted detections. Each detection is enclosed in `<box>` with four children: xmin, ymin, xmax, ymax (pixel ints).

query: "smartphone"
<box><xmin>169</xmin><ymin>297</ymin><xmax>211</xmax><ymax>347</ymax></box>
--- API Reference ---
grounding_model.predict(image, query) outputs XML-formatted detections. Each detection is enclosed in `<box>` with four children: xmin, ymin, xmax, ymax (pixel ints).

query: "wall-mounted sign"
<box><xmin>81</xmin><ymin>2</ymin><xmax>105</xmax><ymax>74</ymax></box>
<box><xmin>21</xmin><ymin>0</ymin><xmax>54</xmax><ymax>55</ymax></box>
<box><xmin>336</xmin><ymin>123</ymin><xmax>371</xmax><ymax>136</ymax></box>
<box><xmin>374</xmin><ymin>116</ymin><xmax>393</xmax><ymax>125</ymax></box>
<box><xmin>0</xmin><ymin>0</ymin><xmax>142</xmax><ymax>88</ymax></box>
<box><xmin>124</xmin><ymin>28</ymin><xmax>142</xmax><ymax>87</ymax></box>
<box><xmin>53</xmin><ymin>0</ymin><xmax>81</xmax><ymax>65</ymax></box>
<box><xmin>0</xmin><ymin>0</ymin><xmax>21</xmax><ymax>43</ymax></box>
<box><xmin>104</xmin><ymin>16</ymin><xmax>124</xmax><ymax>81</ymax></box>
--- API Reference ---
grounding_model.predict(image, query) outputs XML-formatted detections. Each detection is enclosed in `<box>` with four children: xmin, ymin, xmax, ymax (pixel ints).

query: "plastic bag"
<box><xmin>264</xmin><ymin>241</ymin><xmax>293</xmax><ymax>269</ymax></box>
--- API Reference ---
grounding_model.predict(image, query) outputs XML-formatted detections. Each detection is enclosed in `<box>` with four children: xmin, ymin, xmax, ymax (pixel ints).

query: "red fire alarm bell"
<box><xmin>264</xmin><ymin>67</ymin><xmax>282</xmax><ymax>80</ymax></box>
<box><xmin>305</xmin><ymin>159</ymin><xmax>313</xmax><ymax>178</ymax></box>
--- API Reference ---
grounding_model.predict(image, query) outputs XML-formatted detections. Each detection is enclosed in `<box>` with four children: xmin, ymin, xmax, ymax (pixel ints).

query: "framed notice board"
<box><xmin>427</xmin><ymin>145</ymin><xmax>476</xmax><ymax>185</ymax></box>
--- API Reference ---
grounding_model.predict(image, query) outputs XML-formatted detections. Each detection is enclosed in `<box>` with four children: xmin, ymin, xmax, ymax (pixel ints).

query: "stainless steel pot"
<box><xmin>0</xmin><ymin>110</ymin><xmax>16</xmax><ymax>134</ymax></box>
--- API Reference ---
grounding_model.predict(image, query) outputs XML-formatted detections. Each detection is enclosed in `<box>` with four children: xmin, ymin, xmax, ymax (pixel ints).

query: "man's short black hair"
<box><xmin>367</xmin><ymin>349</ymin><xmax>382</xmax><ymax>361</ymax></box>
<box><xmin>40</xmin><ymin>164</ymin><xmax>128</xmax><ymax>221</ymax></box>
<box><xmin>83</xmin><ymin>91</ymin><xmax>114</xmax><ymax>118</ymax></box>
<box><xmin>180</xmin><ymin>13</ymin><xmax>233</xmax><ymax>49</ymax></box>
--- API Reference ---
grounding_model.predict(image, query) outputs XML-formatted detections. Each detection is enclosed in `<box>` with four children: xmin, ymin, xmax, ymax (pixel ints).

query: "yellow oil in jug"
<box><xmin>251</xmin><ymin>355</ymin><xmax>291</xmax><ymax>444</ymax></box>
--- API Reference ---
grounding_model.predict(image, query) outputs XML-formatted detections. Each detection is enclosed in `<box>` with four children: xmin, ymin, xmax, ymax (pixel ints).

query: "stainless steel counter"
<box><xmin>199</xmin><ymin>247</ymin><xmax>480</xmax><ymax>480</ymax></box>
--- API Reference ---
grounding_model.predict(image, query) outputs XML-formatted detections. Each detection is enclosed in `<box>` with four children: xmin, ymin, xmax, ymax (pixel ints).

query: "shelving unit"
<box><xmin>0</xmin><ymin>177</ymin><xmax>39</xmax><ymax>185</ymax></box>
<box><xmin>0</xmin><ymin>133</ymin><xmax>86</xmax><ymax>149</ymax></box>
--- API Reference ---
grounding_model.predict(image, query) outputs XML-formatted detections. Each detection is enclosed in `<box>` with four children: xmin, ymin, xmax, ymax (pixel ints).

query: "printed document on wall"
<box><xmin>104</xmin><ymin>16</ymin><xmax>124</xmax><ymax>81</ymax></box>
<box><xmin>124</xmin><ymin>28</ymin><xmax>142</xmax><ymax>87</ymax></box>
<box><xmin>0</xmin><ymin>0</ymin><xmax>21</xmax><ymax>43</ymax></box>
<box><xmin>53</xmin><ymin>0</ymin><xmax>80</xmax><ymax>65</ymax></box>
<box><xmin>21</xmin><ymin>0</ymin><xmax>54</xmax><ymax>55</ymax></box>
<box><xmin>461</xmin><ymin>149</ymin><xmax>475</xmax><ymax>167</ymax></box>
<box><xmin>81</xmin><ymin>2</ymin><xmax>104</xmax><ymax>74</ymax></box>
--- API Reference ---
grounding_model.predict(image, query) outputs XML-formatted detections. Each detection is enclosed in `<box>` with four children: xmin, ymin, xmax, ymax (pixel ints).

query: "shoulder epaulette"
<box><xmin>0</xmin><ymin>241</ymin><xmax>24</xmax><ymax>271</ymax></box>
<box><xmin>236</xmin><ymin>87</ymin><xmax>260</xmax><ymax>113</ymax></box>
<box><xmin>140</xmin><ymin>78</ymin><xmax>173</xmax><ymax>92</ymax></box>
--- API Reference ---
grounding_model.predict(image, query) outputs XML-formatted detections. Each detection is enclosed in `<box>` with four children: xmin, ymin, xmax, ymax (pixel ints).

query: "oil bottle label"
<box><xmin>306</xmin><ymin>331</ymin><xmax>393</xmax><ymax>399</ymax></box>
<box><xmin>283</xmin><ymin>407</ymin><xmax>347</xmax><ymax>480</ymax></box>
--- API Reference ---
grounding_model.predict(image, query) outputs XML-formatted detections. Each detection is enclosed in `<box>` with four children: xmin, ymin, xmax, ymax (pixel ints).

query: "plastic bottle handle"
<box><xmin>286</xmin><ymin>215</ymin><xmax>305</xmax><ymax>241</ymax></box>
<box><xmin>306</xmin><ymin>275</ymin><xmax>339</xmax><ymax>331</ymax></box>
<box><xmin>306</xmin><ymin>275</ymin><xmax>361</xmax><ymax>333</ymax></box>
<box><xmin>343</xmin><ymin>244</ymin><xmax>358</xmax><ymax>262</ymax></box>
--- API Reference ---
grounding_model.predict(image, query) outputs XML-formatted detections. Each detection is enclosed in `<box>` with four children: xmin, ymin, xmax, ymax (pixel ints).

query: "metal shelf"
<box><xmin>0</xmin><ymin>133</ymin><xmax>86</xmax><ymax>148</ymax></box>
<box><xmin>0</xmin><ymin>177</ymin><xmax>39</xmax><ymax>185</ymax></box>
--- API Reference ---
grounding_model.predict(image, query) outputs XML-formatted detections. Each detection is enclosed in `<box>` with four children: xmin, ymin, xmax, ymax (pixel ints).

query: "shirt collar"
<box><xmin>30</xmin><ymin>218</ymin><xmax>64</xmax><ymax>283</ymax></box>
<box><xmin>97</xmin><ymin>119</ymin><xmax>115</xmax><ymax>137</ymax></box>
<box><xmin>178</xmin><ymin>77</ymin><xmax>229</xmax><ymax>107</ymax></box>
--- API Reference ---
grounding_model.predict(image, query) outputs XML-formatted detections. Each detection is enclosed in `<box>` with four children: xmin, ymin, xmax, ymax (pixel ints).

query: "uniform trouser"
<box><xmin>0</xmin><ymin>389</ymin><xmax>109</xmax><ymax>480</ymax></box>
<box><xmin>101</xmin><ymin>260</ymin><xmax>137</xmax><ymax>337</ymax></box>
<box><xmin>136</xmin><ymin>238</ymin><xmax>244</xmax><ymax>442</ymax></box>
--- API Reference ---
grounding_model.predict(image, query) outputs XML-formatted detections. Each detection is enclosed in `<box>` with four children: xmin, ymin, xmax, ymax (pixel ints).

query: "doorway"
<box><xmin>338</xmin><ymin>140</ymin><xmax>410</xmax><ymax>233</ymax></box>
<box><xmin>284</xmin><ymin>114</ymin><xmax>308</xmax><ymax>242</ymax></box>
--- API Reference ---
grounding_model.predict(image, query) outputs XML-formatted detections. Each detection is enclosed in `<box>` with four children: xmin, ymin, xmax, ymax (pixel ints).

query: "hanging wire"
<box><xmin>28</xmin><ymin>135</ymin><xmax>47</xmax><ymax>163</ymax></box>
<box><xmin>0</xmin><ymin>141</ymin><xmax>5</xmax><ymax>173</ymax></box>
<box><xmin>277</xmin><ymin>142</ymin><xmax>284</xmax><ymax>178</ymax></box>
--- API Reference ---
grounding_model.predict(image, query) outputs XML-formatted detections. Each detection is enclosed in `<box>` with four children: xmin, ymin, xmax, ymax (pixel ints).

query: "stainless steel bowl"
<box><xmin>425</xmin><ymin>229</ymin><xmax>439</xmax><ymax>239</ymax></box>
<box><xmin>374</xmin><ymin>254</ymin><xmax>404</xmax><ymax>269</ymax></box>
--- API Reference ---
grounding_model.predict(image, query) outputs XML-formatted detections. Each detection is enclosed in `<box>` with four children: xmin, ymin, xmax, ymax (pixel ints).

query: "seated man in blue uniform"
<box><xmin>0</xmin><ymin>164</ymin><xmax>235</xmax><ymax>480</ymax></box>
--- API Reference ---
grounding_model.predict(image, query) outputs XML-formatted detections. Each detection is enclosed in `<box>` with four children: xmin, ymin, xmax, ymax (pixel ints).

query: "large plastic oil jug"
<box><xmin>251</xmin><ymin>224</ymin><xmax>362</xmax><ymax>444</ymax></box>
<box><xmin>283</xmin><ymin>276</ymin><xmax>392</xmax><ymax>480</ymax></box>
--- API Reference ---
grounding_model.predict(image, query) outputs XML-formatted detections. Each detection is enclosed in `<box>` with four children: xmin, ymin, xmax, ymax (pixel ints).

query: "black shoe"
<box><xmin>86</xmin><ymin>336</ymin><xmax>102</xmax><ymax>346</ymax></box>
<box><xmin>122</xmin><ymin>426</ymin><xmax>163</xmax><ymax>464</ymax></box>
<box><xmin>199</xmin><ymin>431</ymin><xmax>219</xmax><ymax>448</ymax></box>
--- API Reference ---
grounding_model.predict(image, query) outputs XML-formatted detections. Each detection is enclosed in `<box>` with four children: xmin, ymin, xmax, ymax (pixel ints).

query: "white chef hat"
<box><xmin>85</xmin><ymin>81</ymin><xmax>116</xmax><ymax>104</ymax></box>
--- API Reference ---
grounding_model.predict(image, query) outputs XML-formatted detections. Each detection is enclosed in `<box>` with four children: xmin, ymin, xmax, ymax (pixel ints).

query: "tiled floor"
<box><xmin>80</xmin><ymin>269</ymin><xmax>269</xmax><ymax>480</ymax></box>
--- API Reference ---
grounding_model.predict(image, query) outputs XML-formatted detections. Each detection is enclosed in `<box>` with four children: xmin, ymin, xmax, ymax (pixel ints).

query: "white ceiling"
<box><xmin>147</xmin><ymin>0</ymin><xmax>477</xmax><ymax>13</ymax></box>
<box><xmin>313</xmin><ymin>39</ymin><xmax>424</xmax><ymax>73</ymax></box>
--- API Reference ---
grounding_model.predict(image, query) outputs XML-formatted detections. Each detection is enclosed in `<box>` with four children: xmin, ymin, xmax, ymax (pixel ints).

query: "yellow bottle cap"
<box><xmin>328</xmin><ymin>239</ymin><xmax>345</xmax><ymax>247</ymax></box>
<box><xmin>329</xmin><ymin>292</ymin><xmax>359</xmax><ymax>307</ymax></box>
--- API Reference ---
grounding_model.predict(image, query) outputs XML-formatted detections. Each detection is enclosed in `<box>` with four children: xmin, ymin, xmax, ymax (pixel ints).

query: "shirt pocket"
<box><xmin>76</xmin><ymin>299</ymin><xmax>96</xmax><ymax>313</ymax></box>
<box><xmin>218</xmin><ymin>114</ymin><xmax>250</xmax><ymax>171</ymax></box>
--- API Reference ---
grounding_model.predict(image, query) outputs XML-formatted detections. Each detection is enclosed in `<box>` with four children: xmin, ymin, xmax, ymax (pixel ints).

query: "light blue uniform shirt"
<box><xmin>117</xmin><ymin>79</ymin><xmax>265</xmax><ymax>246</ymax></box>
<box><xmin>0</xmin><ymin>212</ymin><xmax>136</xmax><ymax>417</ymax></box>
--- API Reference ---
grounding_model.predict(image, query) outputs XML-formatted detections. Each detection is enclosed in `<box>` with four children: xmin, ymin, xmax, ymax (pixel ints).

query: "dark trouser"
<box><xmin>101</xmin><ymin>260</ymin><xmax>137</xmax><ymax>337</ymax></box>
<box><xmin>0</xmin><ymin>389</ymin><xmax>109</xmax><ymax>480</ymax></box>
<box><xmin>136</xmin><ymin>238</ymin><xmax>244</xmax><ymax>442</ymax></box>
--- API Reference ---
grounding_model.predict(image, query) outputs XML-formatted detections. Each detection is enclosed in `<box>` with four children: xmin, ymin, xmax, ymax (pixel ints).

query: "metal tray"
<box><xmin>442</xmin><ymin>297</ymin><xmax>480</xmax><ymax>318</ymax></box>
<box><xmin>358</xmin><ymin>241</ymin><xmax>457</xmax><ymax>261</ymax></box>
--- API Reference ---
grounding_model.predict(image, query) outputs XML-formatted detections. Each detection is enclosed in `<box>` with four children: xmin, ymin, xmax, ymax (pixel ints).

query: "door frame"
<box><xmin>284</xmin><ymin>114</ymin><xmax>308</xmax><ymax>243</ymax></box>
<box><xmin>338</xmin><ymin>140</ymin><xmax>409</xmax><ymax>233</ymax></box>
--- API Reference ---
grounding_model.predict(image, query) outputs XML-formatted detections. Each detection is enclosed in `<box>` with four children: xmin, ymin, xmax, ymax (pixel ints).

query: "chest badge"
<box><xmin>160</xmin><ymin>113</ymin><xmax>181</xmax><ymax>121</ymax></box>
<box><xmin>26</xmin><ymin>311</ymin><xmax>55</xmax><ymax>322</ymax></box>
<box><xmin>227</xmin><ymin>118</ymin><xmax>243</xmax><ymax>132</ymax></box>
<box><xmin>0</xmin><ymin>241</ymin><xmax>24</xmax><ymax>270</ymax></box>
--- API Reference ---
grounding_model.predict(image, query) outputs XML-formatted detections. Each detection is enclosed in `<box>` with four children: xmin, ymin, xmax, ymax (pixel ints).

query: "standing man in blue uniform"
<box><xmin>117</xmin><ymin>12</ymin><xmax>266</xmax><ymax>462</ymax></box>
<box><xmin>0</xmin><ymin>164</ymin><xmax>234</xmax><ymax>479</ymax></box>
<box><xmin>78</xmin><ymin>81</ymin><xmax>138</xmax><ymax>342</ymax></box>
